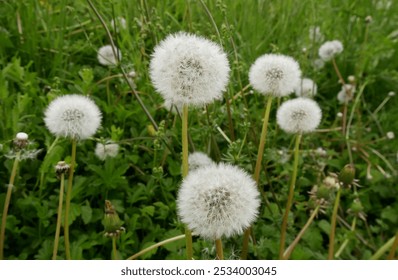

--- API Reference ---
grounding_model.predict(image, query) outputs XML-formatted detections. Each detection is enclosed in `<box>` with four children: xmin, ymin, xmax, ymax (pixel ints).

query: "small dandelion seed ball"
<box><xmin>318</xmin><ymin>40</ymin><xmax>344</xmax><ymax>61</ymax></box>
<box><xmin>295</xmin><ymin>78</ymin><xmax>318</xmax><ymax>98</ymax></box>
<box><xmin>249</xmin><ymin>54</ymin><xmax>301</xmax><ymax>97</ymax></box>
<box><xmin>188</xmin><ymin>151</ymin><xmax>215</xmax><ymax>171</ymax></box>
<box><xmin>149</xmin><ymin>32</ymin><xmax>230</xmax><ymax>107</ymax></box>
<box><xmin>95</xmin><ymin>142</ymin><xmax>119</xmax><ymax>160</ymax></box>
<box><xmin>277</xmin><ymin>97</ymin><xmax>322</xmax><ymax>134</ymax></box>
<box><xmin>337</xmin><ymin>84</ymin><xmax>356</xmax><ymax>104</ymax></box>
<box><xmin>177</xmin><ymin>163</ymin><xmax>260</xmax><ymax>239</ymax></box>
<box><xmin>44</xmin><ymin>94</ymin><xmax>102</xmax><ymax>140</ymax></box>
<box><xmin>97</xmin><ymin>45</ymin><xmax>122</xmax><ymax>66</ymax></box>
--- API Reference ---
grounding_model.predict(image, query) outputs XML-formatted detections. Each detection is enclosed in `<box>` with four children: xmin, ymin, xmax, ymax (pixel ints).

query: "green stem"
<box><xmin>334</xmin><ymin>216</ymin><xmax>357</xmax><ymax>258</ymax></box>
<box><xmin>215</xmin><ymin>239</ymin><xmax>224</xmax><ymax>260</ymax></box>
<box><xmin>283</xmin><ymin>204</ymin><xmax>320</xmax><ymax>260</ymax></box>
<box><xmin>328</xmin><ymin>187</ymin><xmax>342</xmax><ymax>260</ymax></box>
<box><xmin>387</xmin><ymin>232</ymin><xmax>398</xmax><ymax>260</ymax></box>
<box><xmin>112</xmin><ymin>237</ymin><xmax>118</xmax><ymax>260</ymax></box>
<box><xmin>279</xmin><ymin>133</ymin><xmax>302</xmax><ymax>259</ymax></box>
<box><xmin>127</xmin><ymin>234</ymin><xmax>185</xmax><ymax>260</ymax></box>
<box><xmin>52</xmin><ymin>173</ymin><xmax>65</xmax><ymax>260</ymax></box>
<box><xmin>182</xmin><ymin>104</ymin><xmax>193</xmax><ymax>260</ymax></box>
<box><xmin>370</xmin><ymin>236</ymin><xmax>396</xmax><ymax>260</ymax></box>
<box><xmin>0</xmin><ymin>151</ymin><xmax>21</xmax><ymax>260</ymax></box>
<box><xmin>64</xmin><ymin>139</ymin><xmax>77</xmax><ymax>260</ymax></box>
<box><xmin>240</xmin><ymin>227</ymin><xmax>251</xmax><ymax>260</ymax></box>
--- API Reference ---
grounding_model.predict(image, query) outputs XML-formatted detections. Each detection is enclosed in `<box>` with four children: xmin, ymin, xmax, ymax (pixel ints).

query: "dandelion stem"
<box><xmin>283</xmin><ymin>204</ymin><xmax>320</xmax><ymax>260</ymax></box>
<box><xmin>182</xmin><ymin>104</ymin><xmax>193</xmax><ymax>260</ymax></box>
<box><xmin>127</xmin><ymin>234</ymin><xmax>185</xmax><ymax>260</ymax></box>
<box><xmin>215</xmin><ymin>239</ymin><xmax>224</xmax><ymax>260</ymax></box>
<box><xmin>112</xmin><ymin>237</ymin><xmax>118</xmax><ymax>260</ymax></box>
<box><xmin>328</xmin><ymin>187</ymin><xmax>342</xmax><ymax>260</ymax></box>
<box><xmin>334</xmin><ymin>216</ymin><xmax>357</xmax><ymax>259</ymax></box>
<box><xmin>240</xmin><ymin>228</ymin><xmax>251</xmax><ymax>260</ymax></box>
<box><xmin>52</xmin><ymin>173</ymin><xmax>65</xmax><ymax>260</ymax></box>
<box><xmin>387</xmin><ymin>232</ymin><xmax>398</xmax><ymax>260</ymax></box>
<box><xmin>0</xmin><ymin>151</ymin><xmax>21</xmax><ymax>260</ymax></box>
<box><xmin>370</xmin><ymin>236</ymin><xmax>396</xmax><ymax>260</ymax></box>
<box><xmin>64</xmin><ymin>139</ymin><xmax>77</xmax><ymax>260</ymax></box>
<box><xmin>279</xmin><ymin>133</ymin><xmax>302</xmax><ymax>259</ymax></box>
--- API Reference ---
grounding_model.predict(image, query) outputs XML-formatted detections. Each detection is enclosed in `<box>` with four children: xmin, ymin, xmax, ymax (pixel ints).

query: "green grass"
<box><xmin>0</xmin><ymin>0</ymin><xmax>397</xmax><ymax>260</ymax></box>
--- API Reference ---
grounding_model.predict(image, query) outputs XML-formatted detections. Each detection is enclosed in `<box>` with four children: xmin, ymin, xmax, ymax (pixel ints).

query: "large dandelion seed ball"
<box><xmin>177</xmin><ymin>163</ymin><xmax>260</xmax><ymax>239</ymax></box>
<box><xmin>97</xmin><ymin>45</ymin><xmax>122</xmax><ymax>66</ymax></box>
<box><xmin>277</xmin><ymin>98</ymin><xmax>322</xmax><ymax>134</ymax></box>
<box><xmin>149</xmin><ymin>32</ymin><xmax>230</xmax><ymax>107</ymax></box>
<box><xmin>318</xmin><ymin>40</ymin><xmax>343</xmax><ymax>61</ymax></box>
<box><xmin>295</xmin><ymin>78</ymin><xmax>318</xmax><ymax>98</ymax></box>
<box><xmin>249</xmin><ymin>54</ymin><xmax>301</xmax><ymax>97</ymax></box>
<box><xmin>44</xmin><ymin>94</ymin><xmax>102</xmax><ymax>140</ymax></box>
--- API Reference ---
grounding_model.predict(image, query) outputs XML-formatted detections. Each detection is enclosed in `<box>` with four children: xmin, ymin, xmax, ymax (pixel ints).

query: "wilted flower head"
<box><xmin>309</xmin><ymin>26</ymin><xmax>324</xmax><ymax>42</ymax></box>
<box><xmin>97</xmin><ymin>45</ymin><xmax>122</xmax><ymax>66</ymax></box>
<box><xmin>337</xmin><ymin>84</ymin><xmax>356</xmax><ymax>104</ymax></box>
<box><xmin>177</xmin><ymin>163</ymin><xmax>260</xmax><ymax>239</ymax></box>
<box><xmin>188</xmin><ymin>152</ymin><xmax>215</xmax><ymax>171</ymax></box>
<box><xmin>249</xmin><ymin>54</ymin><xmax>301</xmax><ymax>97</ymax></box>
<box><xmin>150</xmin><ymin>32</ymin><xmax>230</xmax><ymax>107</ymax></box>
<box><xmin>95</xmin><ymin>142</ymin><xmax>119</xmax><ymax>160</ymax></box>
<box><xmin>14</xmin><ymin>132</ymin><xmax>29</xmax><ymax>149</ymax></box>
<box><xmin>110</xmin><ymin>17</ymin><xmax>127</xmax><ymax>33</ymax></box>
<box><xmin>277</xmin><ymin>98</ymin><xmax>322</xmax><ymax>134</ymax></box>
<box><xmin>44</xmin><ymin>94</ymin><xmax>102</xmax><ymax>140</ymax></box>
<box><xmin>318</xmin><ymin>40</ymin><xmax>344</xmax><ymax>61</ymax></box>
<box><xmin>103</xmin><ymin>200</ymin><xmax>125</xmax><ymax>238</ymax></box>
<box><xmin>295</xmin><ymin>78</ymin><xmax>318</xmax><ymax>98</ymax></box>
<box><xmin>55</xmin><ymin>161</ymin><xmax>70</xmax><ymax>178</ymax></box>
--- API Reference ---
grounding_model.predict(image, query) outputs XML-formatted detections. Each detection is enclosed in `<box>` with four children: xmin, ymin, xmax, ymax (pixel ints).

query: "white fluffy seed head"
<box><xmin>44</xmin><ymin>94</ymin><xmax>102</xmax><ymax>140</ymax></box>
<box><xmin>97</xmin><ymin>45</ymin><xmax>122</xmax><ymax>66</ymax></box>
<box><xmin>318</xmin><ymin>40</ymin><xmax>344</xmax><ymax>61</ymax></box>
<box><xmin>249</xmin><ymin>54</ymin><xmax>301</xmax><ymax>97</ymax></box>
<box><xmin>16</xmin><ymin>132</ymin><xmax>28</xmax><ymax>141</ymax></box>
<box><xmin>308</xmin><ymin>26</ymin><xmax>324</xmax><ymax>42</ymax></box>
<box><xmin>295</xmin><ymin>78</ymin><xmax>318</xmax><ymax>98</ymax></box>
<box><xmin>337</xmin><ymin>84</ymin><xmax>356</xmax><ymax>104</ymax></box>
<box><xmin>277</xmin><ymin>98</ymin><xmax>322</xmax><ymax>134</ymax></box>
<box><xmin>188</xmin><ymin>152</ymin><xmax>215</xmax><ymax>171</ymax></box>
<box><xmin>150</xmin><ymin>32</ymin><xmax>230</xmax><ymax>107</ymax></box>
<box><xmin>177</xmin><ymin>163</ymin><xmax>260</xmax><ymax>239</ymax></box>
<box><xmin>110</xmin><ymin>17</ymin><xmax>127</xmax><ymax>33</ymax></box>
<box><xmin>95</xmin><ymin>142</ymin><xmax>119</xmax><ymax>160</ymax></box>
<box><xmin>386</xmin><ymin>131</ymin><xmax>395</xmax><ymax>140</ymax></box>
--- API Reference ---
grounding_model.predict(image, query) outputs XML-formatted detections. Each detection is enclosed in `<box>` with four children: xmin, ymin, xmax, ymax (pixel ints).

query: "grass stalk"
<box><xmin>0</xmin><ymin>151</ymin><xmax>21</xmax><ymax>260</ymax></box>
<box><xmin>387</xmin><ymin>232</ymin><xmax>398</xmax><ymax>260</ymax></box>
<box><xmin>215</xmin><ymin>239</ymin><xmax>224</xmax><ymax>260</ymax></box>
<box><xmin>64</xmin><ymin>139</ymin><xmax>77</xmax><ymax>260</ymax></box>
<box><xmin>328</xmin><ymin>187</ymin><xmax>342</xmax><ymax>260</ymax></box>
<box><xmin>279</xmin><ymin>133</ymin><xmax>302</xmax><ymax>259</ymax></box>
<box><xmin>52</xmin><ymin>172</ymin><xmax>66</xmax><ymax>260</ymax></box>
<box><xmin>370</xmin><ymin>236</ymin><xmax>396</xmax><ymax>260</ymax></box>
<box><xmin>283</xmin><ymin>204</ymin><xmax>320</xmax><ymax>260</ymax></box>
<box><xmin>334</xmin><ymin>216</ymin><xmax>357</xmax><ymax>259</ymax></box>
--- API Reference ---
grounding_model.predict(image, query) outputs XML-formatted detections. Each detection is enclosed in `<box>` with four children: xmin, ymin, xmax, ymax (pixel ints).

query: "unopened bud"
<box><xmin>339</xmin><ymin>164</ymin><xmax>356</xmax><ymax>187</ymax></box>
<box><xmin>14</xmin><ymin>132</ymin><xmax>29</xmax><ymax>149</ymax></box>
<box><xmin>103</xmin><ymin>200</ymin><xmax>125</xmax><ymax>238</ymax></box>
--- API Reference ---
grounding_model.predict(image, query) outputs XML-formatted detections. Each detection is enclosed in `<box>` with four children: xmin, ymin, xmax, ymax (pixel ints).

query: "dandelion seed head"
<box><xmin>309</xmin><ymin>26</ymin><xmax>324</xmax><ymax>42</ymax></box>
<box><xmin>295</xmin><ymin>78</ymin><xmax>318</xmax><ymax>98</ymax></box>
<box><xmin>110</xmin><ymin>17</ymin><xmax>127</xmax><ymax>33</ymax></box>
<box><xmin>249</xmin><ymin>54</ymin><xmax>301</xmax><ymax>97</ymax></box>
<box><xmin>177</xmin><ymin>163</ymin><xmax>260</xmax><ymax>239</ymax></box>
<box><xmin>337</xmin><ymin>84</ymin><xmax>356</xmax><ymax>104</ymax></box>
<box><xmin>97</xmin><ymin>45</ymin><xmax>122</xmax><ymax>66</ymax></box>
<box><xmin>150</xmin><ymin>32</ymin><xmax>230</xmax><ymax>107</ymax></box>
<box><xmin>388</xmin><ymin>91</ymin><xmax>396</xmax><ymax>97</ymax></box>
<box><xmin>277</xmin><ymin>98</ymin><xmax>322</xmax><ymax>134</ymax></box>
<box><xmin>44</xmin><ymin>94</ymin><xmax>102</xmax><ymax>140</ymax></box>
<box><xmin>95</xmin><ymin>142</ymin><xmax>119</xmax><ymax>160</ymax></box>
<box><xmin>386</xmin><ymin>131</ymin><xmax>395</xmax><ymax>140</ymax></box>
<box><xmin>318</xmin><ymin>40</ymin><xmax>344</xmax><ymax>61</ymax></box>
<box><xmin>188</xmin><ymin>152</ymin><xmax>215</xmax><ymax>171</ymax></box>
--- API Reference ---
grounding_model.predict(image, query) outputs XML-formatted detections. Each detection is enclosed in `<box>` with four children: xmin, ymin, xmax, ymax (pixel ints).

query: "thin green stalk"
<box><xmin>334</xmin><ymin>216</ymin><xmax>357</xmax><ymax>259</ymax></box>
<box><xmin>240</xmin><ymin>228</ymin><xmax>251</xmax><ymax>260</ymax></box>
<box><xmin>370</xmin><ymin>236</ymin><xmax>396</xmax><ymax>260</ymax></box>
<box><xmin>52</xmin><ymin>173</ymin><xmax>65</xmax><ymax>260</ymax></box>
<box><xmin>112</xmin><ymin>237</ymin><xmax>118</xmax><ymax>260</ymax></box>
<box><xmin>279</xmin><ymin>133</ymin><xmax>302</xmax><ymax>259</ymax></box>
<box><xmin>127</xmin><ymin>234</ymin><xmax>185</xmax><ymax>260</ymax></box>
<box><xmin>182</xmin><ymin>104</ymin><xmax>193</xmax><ymax>260</ymax></box>
<box><xmin>64</xmin><ymin>139</ymin><xmax>77</xmax><ymax>260</ymax></box>
<box><xmin>328</xmin><ymin>187</ymin><xmax>342</xmax><ymax>260</ymax></box>
<box><xmin>283</xmin><ymin>204</ymin><xmax>320</xmax><ymax>260</ymax></box>
<box><xmin>215</xmin><ymin>239</ymin><xmax>224</xmax><ymax>260</ymax></box>
<box><xmin>0</xmin><ymin>151</ymin><xmax>21</xmax><ymax>260</ymax></box>
<box><xmin>387</xmin><ymin>232</ymin><xmax>398</xmax><ymax>260</ymax></box>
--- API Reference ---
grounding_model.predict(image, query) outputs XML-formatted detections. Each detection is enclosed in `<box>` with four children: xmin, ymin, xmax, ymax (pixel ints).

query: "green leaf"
<box><xmin>81</xmin><ymin>202</ymin><xmax>93</xmax><ymax>225</ymax></box>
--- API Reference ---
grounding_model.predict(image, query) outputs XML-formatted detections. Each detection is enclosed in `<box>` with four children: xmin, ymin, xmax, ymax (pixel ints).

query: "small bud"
<box><xmin>388</xmin><ymin>91</ymin><xmax>395</xmax><ymax>97</ymax></box>
<box><xmin>338</xmin><ymin>164</ymin><xmax>356</xmax><ymax>187</ymax></box>
<box><xmin>55</xmin><ymin>161</ymin><xmax>70</xmax><ymax>178</ymax></box>
<box><xmin>127</xmin><ymin>70</ymin><xmax>136</xmax><ymax>78</ymax></box>
<box><xmin>14</xmin><ymin>132</ymin><xmax>29</xmax><ymax>149</ymax></box>
<box><xmin>386</xmin><ymin>131</ymin><xmax>395</xmax><ymax>139</ymax></box>
<box><xmin>347</xmin><ymin>75</ymin><xmax>356</xmax><ymax>83</ymax></box>
<box><xmin>147</xmin><ymin>124</ymin><xmax>156</xmax><ymax>137</ymax></box>
<box><xmin>337</xmin><ymin>112</ymin><xmax>343</xmax><ymax>118</ymax></box>
<box><xmin>103</xmin><ymin>200</ymin><xmax>125</xmax><ymax>238</ymax></box>
<box><xmin>365</xmin><ymin>15</ymin><xmax>373</xmax><ymax>23</ymax></box>
<box><xmin>350</xmin><ymin>199</ymin><xmax>364</xmax><ymax>214</ymax></box>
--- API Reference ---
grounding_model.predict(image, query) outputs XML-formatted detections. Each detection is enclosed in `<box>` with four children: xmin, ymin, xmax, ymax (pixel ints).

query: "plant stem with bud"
<box><xmin>0</xmin><ymin>151</ymin><xmax>21</xmax><ymax>260</ymax></box>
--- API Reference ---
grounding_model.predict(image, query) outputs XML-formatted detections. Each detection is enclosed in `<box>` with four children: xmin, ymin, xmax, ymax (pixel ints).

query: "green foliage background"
<box><xmin>0</xmin><ymin>0</ymin><xmax>397</xmax><ymax>259</ymax></box>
